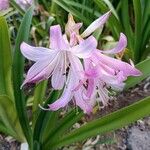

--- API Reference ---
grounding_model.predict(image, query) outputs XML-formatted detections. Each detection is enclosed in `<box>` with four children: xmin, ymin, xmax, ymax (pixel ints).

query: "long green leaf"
<box><xmin>0</xmin><ymin>120</ymin><xmax>15</xmax><ymax>137</ymax></box>
<box><xmin>12</xmin><ymin>7</ymin><xmax>34</xmax><ymax>149</ymax></box>
<box><xmin>0</xmin><ymin>16</ymin><xmax>14</xmax><ymax>100</ymax></box>
<box><xmin>121</xmin><ymin>0</ymin><xmax>134</xmax><ymax>54</ymax></box>
<box><xmin>63</xmin><ymin>0</ymin><xmax>100</xmax><ymax>17</ymax></box>
<box><xmin>125</xmin><ymin>58</ymin><xmax>150</xmax><ymax>89</ymax></box>
<box><xmin>0</xmin><ymin>95</ymin><xmax>25</xmax><ymax>141</ymax></box>
<box><xmin>53</xmin><ymin>0</ymin><xmax>91</xmax><ymax>25</ymax></box>
<box><xmin>32</xmin><ymin>80</ymin><xmax>48</xmax><ymax>127</ymax></box>
<box><xmin>102</xmin><ymin>0</ymin><xmax>118</xmax><ymax>19</ymax></box>
<box><xmin>50</xmin><ymin>96</ymin><xmax>150</xmax><ymax>149</ymax></box>
<box><xmin>44</xmin><ymin>110</ymin><xmax>83</xmax><ymax>149</ymax></box>
<box><xmin>133</xmin><ymin>0</ymin><xmax>142</xmax><ymax>63</ymax></box>
<box><xmin>33</xmin><ymin>91</ymin><xmax>60</xmax><ymax>142</ymax></box>
<box><xmin>142</xmin><ymin>0</ymin><xmax>150</xmax><ymax>28</ymax></box>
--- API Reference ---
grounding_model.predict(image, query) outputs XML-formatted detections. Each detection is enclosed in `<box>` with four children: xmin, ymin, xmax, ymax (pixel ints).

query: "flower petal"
<box><xmin>50</xmin><ymin>25</ymin><xmax>68</xmax><ymax>50</ymax></box>
<box><xmin>100</xmin><ymin>33</ymin><xmax>127</xmax><ymax>54</ymax></box>
<box><xmin>81</xmin><ymin>11</ymin><xmax>111</xmax><ymax>38</ymax></box>
<box><xmin>74</xmin><ymin>89</ymin><xmax>92</xmax><ymax>114</ymax></box>
<box><xmin>51</xmin><ymin>53</ymin><xmax>66</xmax><ymax>90</ymax></box>
<box><xmin>0</xmin><ymin>0</ymin><xmax>9</xmax><ymax>10</ymax></box>
<box><xmin>21</xmin><ymin>52</ymin><xmax>60</xmax><ymax>88</ymax></box>
<box><xmin>93</xmin><ymin>51</ymin><xmax>142</xmax><ymax>76</ymax></box>
<box><xmin>86</xmin><ymin>79</ymin><xmax>95</xmax><ymax>98</ymax></box>
<box><xmin>71</xmin><ymin>36</ymin><xmax>97</xmax><ymax>58</ymax></box>
<box><xmin>97</xmin><ymin>84</ymin><xmax>110</xmax><ymax>106</ymax></box>
<box><xmin>68</xmin><ymin>54</ymin><xmax>84</xmax><ymax>81</ymax></box>
<box><xmin>48</xmin><ymin>70</ymin><xmax>74</xmax><ymax>110</ymax></box>
<box><xmin>20</xmin><ymin>42</ymin><xmax>54</xmax><ymax>62</ymax></box>
<box><xmin>48</xmin><ymin>89</ymin><xmax>72</xmax><ymax>111</ymax></box>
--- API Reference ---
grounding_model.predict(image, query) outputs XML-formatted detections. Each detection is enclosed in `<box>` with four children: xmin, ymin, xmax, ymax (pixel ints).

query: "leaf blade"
<box><xmin>12</xmin><ymin>6</ymin><xmax>34</xmax><ymax>148</ymax></box>
<box><xmin>125</xmin><ymin>58</ymin><xmax>150</xmax><ymax>89</ymax></box>
<box><xmin>0</xmin><ymin>16</ymin><xmax>14</xmax><ymax>100</ymax></box>
<box><xmin>50</xmin><ymin>96</ymin><xmax>150</xmax><ymax>149</ymax></box>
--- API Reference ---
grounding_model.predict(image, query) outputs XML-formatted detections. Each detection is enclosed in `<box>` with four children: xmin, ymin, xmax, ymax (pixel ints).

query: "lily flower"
<box><xmin>47</xmin><ymin>11</ymin><xmax>111</xmax><ymax>112</ymax></box>
<box><xmin>82</xmin><ymin>33</ymin><xmax>142</xmax><ymax>107</ymax></box>
<box><xmin>21</xmin><ymin>11</ymin><xmax>142</xmax><ymax>113</ymax></box>
<box><xmin>20</xmin><ymin>25</ymin><xmax>97</xmax><ymax>90</ymax></box>
<box><xmin>0</xmin><ymin>0</ymin><xmax>9</xmax><ymax>11</ymax></box>
<box><xmin>48</xmin><ymin>66</ymin><xmax>93</xmax><ymax>114</ymax></box>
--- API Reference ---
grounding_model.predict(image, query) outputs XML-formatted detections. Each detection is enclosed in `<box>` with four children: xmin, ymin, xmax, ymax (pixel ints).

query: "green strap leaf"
<box><xmin>125</xmin><ymin>58</ymin><xmax>150</xmax><ymax>89</ymax></box>
<box><xmin>121</xmin><ymin>0</ymin><xmax>134</xmax><ymax>53</ymax></box>
<box><xmin>133</xmin><ymin>0</ymin><xmax>142</xmax><ymax>63</ymax></box>
<box><xmin>53</xmin><ymin>0</ymin><xmax>91</xmax><ymax>25</ymax></box>
<box><xmin>0</xmin><ymin>120</ymin><xmax>15</xmax><ymax>138</ymax></box>
<box><xmin>32</xmin><ymin>80</ymin><xmax>48</xmax><ymax>127</ymax></box>
<box><xmin>33</xmin><ymin>91</ymin><xmax>60</xmax><ymax>142</ymax></box>
<box><xmin>0</xmin><ymin>95</ymin><xmax>25</xmax><ymax>142</ymax></box>
<box><xmin>0</xmin><ymin>16</ymin><xmax>14</xmax><ymax>100</ymax></box>
<box><xmin>12</xmin><ymin>6</ymin><xmax>34</xmax><ymax>149</ymax></box>
<box><xmin>44</xmin><ymin>110</ymin><xmax>83</xmax><ymax>149</ymax></box>
<box><xmin>49</xmin><ymin>96</ymin><xmax>150</xmax><ymax>149</ymax></box>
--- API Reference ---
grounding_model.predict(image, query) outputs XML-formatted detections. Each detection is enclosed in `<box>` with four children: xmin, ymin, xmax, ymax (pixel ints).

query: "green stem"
<box><xmin>32</xmin><ymin>80</ymin><xmax>48</xmax><ymax>128</ymax></box>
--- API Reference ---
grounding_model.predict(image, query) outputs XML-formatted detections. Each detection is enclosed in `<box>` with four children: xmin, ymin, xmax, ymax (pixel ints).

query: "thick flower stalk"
<box><xmin>21</xmin><ymin>11</ymin><xmax>141</xmax><ymax>114</ymax></box>
<box><xmin>0</xmin><ymin>0</ymin><xmax>9</xmax><ymax>11</ymax></box>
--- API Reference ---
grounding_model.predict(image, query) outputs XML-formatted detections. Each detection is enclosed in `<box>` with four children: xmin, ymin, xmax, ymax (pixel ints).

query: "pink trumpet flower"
<box><xmin>20</xmin><ymin>25</ymin><xmax>97</xmax><ymax>90</ymax></box>
<box><xmin>21</xmin><ymin>11</ymin><xmax>141</xmax><ymax>114</ymax></box>
<box><xmin>82</xmin><ymin>33</ymin><xmax>142</xmax><ymax>107</ymax></box>
<box><xmin>48</xmin><ymin>67</ymin><xmax>93</xmax><ymax>114</ymax></box>
<box><xmin>0</xmin><ymin>0</ymin><xmax>9</xmax><ymax>11</ymax></box>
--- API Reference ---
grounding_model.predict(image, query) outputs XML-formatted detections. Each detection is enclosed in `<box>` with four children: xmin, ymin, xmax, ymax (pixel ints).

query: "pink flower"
<box><xmin>82</xmin><ymin>33</ymin><xmax>142</xmax><ymax>107</ymax></box>
<box><xmin>20</xmin><ymin>25</ymin><xmax>97</xmax><ymax>90</ymax></box>
<box><xmin>0</xmin><ymin>0</ymin><xmax>9</xmax><ymax>11</ymax></box>
<box><xmin>21</xmin><ymin>11</ymin><xmax>142</xmax><ymax>114</ymax></box>
<box><xmin>48</xmin><ymin>11</ymin><xmax>112</xmax><ymax>113</ymax></box>
<box><xmin>48</xmin><ymin>67</ymin><xmax>93</xmax><ymax>114</ymax></box>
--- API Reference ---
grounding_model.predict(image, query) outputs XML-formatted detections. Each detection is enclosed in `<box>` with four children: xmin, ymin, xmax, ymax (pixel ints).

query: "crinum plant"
<box><xmin>0</xmin><ymin>2</ymin><xmax>150</xmax><ymax>150</ymax></box>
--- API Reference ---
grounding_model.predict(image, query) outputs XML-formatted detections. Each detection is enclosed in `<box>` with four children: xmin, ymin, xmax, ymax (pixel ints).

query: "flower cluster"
<box><xmin>21</xmin><ymin>12</ymin><xmax>141</xmax><ymax>114</ymax></box>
